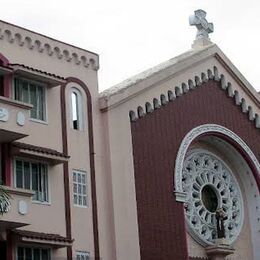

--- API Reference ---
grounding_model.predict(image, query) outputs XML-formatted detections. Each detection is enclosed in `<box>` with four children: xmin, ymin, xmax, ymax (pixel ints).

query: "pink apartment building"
<box><xmin>0</xmin><ymin>20</ymin><xmax>100</xmax><ymax>260</ymax></box>
<box><xmin>0</xmin><ymin>10</ymin><xmax>259</xmax><ymax>260</ymax></box>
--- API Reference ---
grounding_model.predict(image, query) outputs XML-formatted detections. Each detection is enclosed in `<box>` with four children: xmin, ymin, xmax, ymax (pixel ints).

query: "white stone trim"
<box><xmin>174</xmin><ymin>124</ymin><xmax>260</xmax><ymax>202</ymax></box>
<box><xmin>128</xmin><ymin>66</ymin><xmax>260</xmax><ymax>130</ymax></box>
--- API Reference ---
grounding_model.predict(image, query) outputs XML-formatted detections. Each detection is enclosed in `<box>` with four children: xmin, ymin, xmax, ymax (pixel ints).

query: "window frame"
<box><xmin>16</xmin><ymin>246</ymin><xmax>51</xmax><ymax>260</ymax></box>
<box><xmin>13</xmin><ymin>77</ymin><xmax>48</xmax><ymax>123</ymax></box>
<box><xmin>14</xmin><ymin>157</ymin><xmax>50</xmax><ymax>204</ymax></box>
<box><xmin>70</xmin><ymin>87</ymin><xmax>83</xmax><ymax>131</ymax></box>
<box><xmin>76</xmin><ymin>251</ymin><xmax>90</xmax><ymax>260</ymax></box>
<box><xmin>73</xmin><ymin>170</ymin><xmax>88</xmax><ymax>208</ymax></box>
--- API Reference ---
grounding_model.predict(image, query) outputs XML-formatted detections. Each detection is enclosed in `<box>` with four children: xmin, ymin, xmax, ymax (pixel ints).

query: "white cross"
<box><xmin>189</xmin><ymin>9</ymin><xmax>214</xmax><ymax>40</ymax></box>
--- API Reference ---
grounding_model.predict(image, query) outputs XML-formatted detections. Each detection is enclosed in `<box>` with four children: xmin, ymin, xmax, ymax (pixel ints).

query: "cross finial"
<box><xmin>189</xmin><ymin>9</ymin><xmax>214</xmax><ymax>48</ymax></box>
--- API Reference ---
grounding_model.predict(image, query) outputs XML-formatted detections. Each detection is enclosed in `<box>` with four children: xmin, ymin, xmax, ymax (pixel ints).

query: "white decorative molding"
<box><xmin>174</xmin><ymin>124</ymin><xmax>260</xmax><ymax>202</ymax></box>
<box><xmin>0</xmin><ymin>107</ymin><xmax>9</xmax><ymax>122</ymax></box>
<box><xmin>183</xmin><ymin>149</ymin><xmax>243</xmax><ymax>246</ymax></box>
<box><xmin>18</xmin><ymin>200</ymin><xmax>28</xmax><ymax>215</ymax></box>
<box><xmin>17</xmin><ymin>111</ymin><xmax>25</xmax><ymax>126</ymax></box>
<box><xmin>0</xmin><ymin>23</ymin><xmax>99</xmax><ymax>70</ymax></box>
<box><xmin>129</xmin><ymin>66</ymin><xmax>260</xmax><ymax>130</ymax></box>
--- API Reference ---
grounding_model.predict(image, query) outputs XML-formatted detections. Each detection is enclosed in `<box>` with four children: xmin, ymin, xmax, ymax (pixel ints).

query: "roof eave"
<box><xmin>20</xmin><ymin>237</ymin><xmax>73</xmax><ymax>248</ymax></box>
<box><xmin>99</xmin><ymin>44</ymin><xmax>216</xmax><ymax>111</ymax></box>
<box><xmin>99</xmin><ymin>44</ymin><xmax>260</xmax><ymax>111</ymax></box>
<box><xmin>9</xmin><ymin>65</ymin><xmax>67</xmax><ymax>87</ymax></box>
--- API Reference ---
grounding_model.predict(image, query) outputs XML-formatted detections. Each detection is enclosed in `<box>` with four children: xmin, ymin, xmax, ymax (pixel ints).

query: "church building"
<box><xmin>0</xmin><ymin>9</ymin><xmax>259</xmax><ymax>260</ymax></box>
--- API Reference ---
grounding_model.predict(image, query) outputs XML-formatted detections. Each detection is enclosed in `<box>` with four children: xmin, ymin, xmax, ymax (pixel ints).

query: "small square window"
<box><xmin>76</xmin><ymin>251</ymin><xmax>90</xmax><ymax>260</ymax></box>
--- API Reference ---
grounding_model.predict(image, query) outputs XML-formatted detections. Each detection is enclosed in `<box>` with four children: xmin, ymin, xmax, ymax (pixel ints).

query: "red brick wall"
<box><xmin>131</xmin><ymin>80</ymin><xmax>260</xmax><ymax>260</ymax></box>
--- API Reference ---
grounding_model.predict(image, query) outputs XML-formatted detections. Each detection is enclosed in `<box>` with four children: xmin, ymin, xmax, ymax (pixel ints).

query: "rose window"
<box><xmin>182</xmin><ymin>150</ymin><xmax>243</xmax><ymax>245</ymax></box>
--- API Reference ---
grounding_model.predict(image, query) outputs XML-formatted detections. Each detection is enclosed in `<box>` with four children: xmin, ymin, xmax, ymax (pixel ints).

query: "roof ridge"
<box><xmin>100</xmin><ymin>44</ymin><xmax>216</xmax><ymax>98</ymax></box>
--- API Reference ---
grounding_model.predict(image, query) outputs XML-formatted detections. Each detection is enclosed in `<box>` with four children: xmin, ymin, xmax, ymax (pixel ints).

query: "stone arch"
<box><xmin>174</xmin><ymin>124</ymin><xmax>260</xmax><ymax>201</ymax></box>
<box><xmin>174</xmin><ymin>124</ymin><xmax>260</xmax><ymax>259</ymax></box>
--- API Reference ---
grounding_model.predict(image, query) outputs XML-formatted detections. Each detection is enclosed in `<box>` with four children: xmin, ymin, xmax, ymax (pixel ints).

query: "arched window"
<box><xmin>71</xmin><ymin>88</ymin><xmax>83</xmax><ymax>130</ymax></box>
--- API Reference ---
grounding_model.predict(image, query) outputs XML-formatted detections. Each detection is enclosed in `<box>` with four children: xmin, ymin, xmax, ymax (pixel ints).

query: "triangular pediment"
<box><xmin>99</xmin><ymin>44</ymin><xmax>260</xmax><ymax>120</ymax></box>
<box><xmin>99</xmin><ymin>44</ymin><xmax>260</xmax><ymax>130</ymax></box>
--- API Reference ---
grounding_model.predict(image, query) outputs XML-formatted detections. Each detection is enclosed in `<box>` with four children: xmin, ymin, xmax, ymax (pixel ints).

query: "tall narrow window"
<box><xmin>71</xmin><ymin>88</ymin><xmax>83</xmax><ymax>130</ymax></box>
<box><xmin>72</xmin><ymin>91</ymin><xmax>79</xmax><ymax>129</ymax></box>
<box><xmin>73</xmin><ymin>170</ymin><xmax>88</xmax><ymax>207</ymax></box>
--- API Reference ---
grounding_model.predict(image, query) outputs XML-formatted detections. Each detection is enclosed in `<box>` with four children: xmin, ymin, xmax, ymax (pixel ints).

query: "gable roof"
<box><xmin>99</xmin><ymin>44</ymin><xmax>260</xmax><ymax>112</ymax></box>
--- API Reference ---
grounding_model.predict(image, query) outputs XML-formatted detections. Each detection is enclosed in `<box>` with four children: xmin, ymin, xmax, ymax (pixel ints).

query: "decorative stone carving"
<box><xmin>189</xmin><ymin>9</ymin><xmax>214</xmax><ymax>48</ymax></box>
<box><xmin>129</xmin><ymin>110</ymin><xmax>137</xmax><ymax>122</ymax></box>
<box><xmin>206</xmin><ymin>242</ymin><xmax>235</xmax><ymax>260</ymax></box>
<box><xmin>215</xmin><ymin>208</ymin><xmax>228</xmax><ymax>239</ymax></box>
<box><xmin>189</xmin><ymin>10</ymin><xmax>214</xmax><ymax>40</ymax></box>
<box><xmin>0</xmin><ymin>107</ymin><xmax>9</xmax><ymax>122</ymax></box>
<box><xmin>18</xmin><ymin>200</ymin><xmax>28</xmax><ymax>215</ymax></box>
<box><xmin>17</xmin><ymin>111</ymin><xmax>25</xmax><ymax>126</ymax></box>
<box><xmin>183</xmin><ymin>150</ymin><xmax>243</xmax><ymax>246</ymax></box>
<box><xmin>174</xmin><ymin>124</ymin><xmax>260</xmax><ymax>202</ymax></box>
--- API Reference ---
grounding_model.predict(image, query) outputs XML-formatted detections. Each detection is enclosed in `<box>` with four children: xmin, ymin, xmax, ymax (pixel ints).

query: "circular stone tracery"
<box><xmin>182</xmin><ymin>150</ymin><xmax>243</xmax><ymax>246</ymax></box>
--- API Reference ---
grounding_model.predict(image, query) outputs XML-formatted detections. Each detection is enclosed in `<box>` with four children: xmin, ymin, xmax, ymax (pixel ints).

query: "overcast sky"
<box><xmin>1</xmin><ymin>0</ymin><xmax>260</xmax><ymax>91</ymax></box>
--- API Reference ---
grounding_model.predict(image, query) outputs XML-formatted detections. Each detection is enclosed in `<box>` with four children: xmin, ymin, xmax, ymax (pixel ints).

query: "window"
<box><xmin>76</xmin><ymin>251</ymin><xmax>90</xmax><ymax>260</ymax></box>
<box><xmin>71</xmin><ymin>88</ymin><xmax>83</xmax><ymax>130</ymax></box>
<box><xmin>73</xmin><ymin>170</ymin><xmax>87</xmax><ymax>207</ymax></box>
<box><xmin>15</xmin><ymin>159</ymin><xmax>49</xmax><ymax>202</ymax></box>
<box><xmin>17</xmin><ymin>247</ymin><xmax>50</xmax><ymax>260</ymax></box>
<box><xmin>14</xmin><ymin>78</ymin><xmax>46</xmax><ymax>121</ymax></box>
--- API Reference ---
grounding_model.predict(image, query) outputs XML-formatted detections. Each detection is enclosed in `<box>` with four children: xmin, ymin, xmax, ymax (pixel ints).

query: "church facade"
<box><xmin>0</xmin><ymin>10</ymin><xmax>259</xmax><ymax>260</ymax></box>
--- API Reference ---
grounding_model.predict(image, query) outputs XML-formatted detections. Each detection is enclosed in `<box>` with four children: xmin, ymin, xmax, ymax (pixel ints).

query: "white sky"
<box><xmin>1</xmin><ymin>0</ymin><xmax>260</xmax><ymax>92</ymax></box>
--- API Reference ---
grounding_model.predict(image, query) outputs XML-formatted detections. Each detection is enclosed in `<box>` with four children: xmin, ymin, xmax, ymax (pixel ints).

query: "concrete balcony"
<box><xmin>0</xmin><ymin>96</ymin><xmax>32</xmax><ymax>143</ymax></box>
<box><xmin>0</xmin><ymin>187</ymin><xmax>34</xmax><ymax>231</ymax></box>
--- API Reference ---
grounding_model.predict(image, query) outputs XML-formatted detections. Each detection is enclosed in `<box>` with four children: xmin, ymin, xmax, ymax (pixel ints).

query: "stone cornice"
<box><xmin>0</xmin><ymin>20</ymin><xmax>99</xmax><ymax>71</ymax></box>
